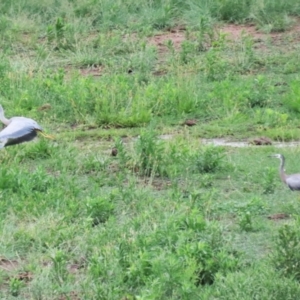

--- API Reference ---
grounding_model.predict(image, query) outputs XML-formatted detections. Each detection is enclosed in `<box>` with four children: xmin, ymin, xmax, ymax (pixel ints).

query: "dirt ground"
<box><xmin>73</xmin><ymin>18</ymin><xmax>300</xmax><ymax>77</ymax></box>
<box><xmin>147</xmin><ymin>19</ymin><xmax>300</xmax><ymax>53</ymax></box>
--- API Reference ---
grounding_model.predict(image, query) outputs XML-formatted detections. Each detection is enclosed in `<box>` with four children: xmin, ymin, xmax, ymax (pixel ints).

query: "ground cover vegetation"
<box><xmin>1</xmin><ymin>0</ymin><xmax>300</xmax><ymax>299</ymax></box>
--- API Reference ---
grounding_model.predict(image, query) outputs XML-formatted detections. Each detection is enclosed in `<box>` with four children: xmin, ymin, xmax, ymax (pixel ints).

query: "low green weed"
<box><xmin>211</xmin><ymin>264</ymin><xmax>300</xmax><ymax>299</ymax></box>
<box><xmin>9</xmin><ymin>277</ymin><xmax>25</xmax><ymax>297</ymax></box>
<box><xmin>213</xmin><ymin>0</ymin><xmax>250</xmax><ymax>22</ymax></box>
<box><xmin>194</xmin><ymin>145</ymin><xmax>226</xmax><ymax>173</ymax></box>
<box><xmin>47</xmin><ymin>17</ymin><xmax>74</xmax><ymax>50</ymax></box>
<box><xmin>204</xmin><ymin>47</ymin><xmax>230</xmax><ymax>81</ymax></box>
<box><xmin>262</xmin><ymin>167</ymin><xmax>277</xmax><ymax>194</ymax></box>
<box><xmin>49</xmin><ymin>249</ymin><xmax>69</xmax><ymax>288</ymax></box>
<box><xmin>134</xmin><ymin>129</ymin><xmax>166</xmax><ymax>177</ymax></box>
<box><xmin>238</xmin><ymin>211</ymin><xmax>254</xmax><ymax>232</ymax></box>
<box><xmin>283</xmin><ymin>80</ymin><xmax>300</xmax><ymax>113</ymax></box>
<box><xmin>273</xmin><ymin>222</ymin><xmax>300</xmax><ymax>281</ymax></box>
<box><xmin>85</xmin><ymin>196</ymin><xmax>115</xmax><ymax>226</ymax></box>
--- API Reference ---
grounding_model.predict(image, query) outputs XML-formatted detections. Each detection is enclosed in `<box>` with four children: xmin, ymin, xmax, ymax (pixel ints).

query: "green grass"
<box><xmin>1</xmin><ymin>134</ymin><xmax>300</xmax><ymax>299</ymax></box>
<box><xmin>1</xmin><ymin>0</ymin><xmax>300</xmax><ymax>299</ymax></box>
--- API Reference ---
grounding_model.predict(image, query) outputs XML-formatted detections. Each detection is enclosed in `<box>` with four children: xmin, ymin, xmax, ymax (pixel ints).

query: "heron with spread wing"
<box><xmin>0</xmin><ymin>105</ymin><xmax>53</xmax><ymax>148</ymax></box>
<box><xmin>269</xmin><ymin>154</ymin><xmax>300</xmax><ymax>191</ymax></box>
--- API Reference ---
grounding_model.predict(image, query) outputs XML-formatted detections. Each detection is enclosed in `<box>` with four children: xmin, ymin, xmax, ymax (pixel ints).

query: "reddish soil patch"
<box><xmin>0</xmin><ymin>258</ymin><xmax>19</xmax><ymax>272</ymax></box>
<box><xmin>139</xmin><ymin>178</ymin><xmax>172</xmax><ymax>191</ymax></box>
<box><xmin>249</xmin><ymin>137</ymin><xmax>272</xmax><ymax>146</ymax></box>
<box><xmin>147</xmin><ymin>19</ymin><xmax>300</xmax><ymax>56</ymax></box>
<box><xmin>37</xmin><ymin>103</ymin><xmax>52</xmax><ymax>111</ymax></box>
<box><xmin>147</xmin><ymin>27</ymin><xmax>186</xmax><ymax>54</ymax></box>
<box><xmin>58</xmin><ymin>291</ymin><xmax>81</xmax><ymax>300</ymax></box>
<box><xmin>220</xmin><ymin>24</ymin><xmax>273</xmax><ymax>41</ymax></box>
<box><xmin>68</xmin><ymin>258</ymin><xmax>86</xmax><ymax>274</ymax></box>
<box><xmin>15</xmin><ymin>271</ymin><xmax>33</xmax><ymax>282</ymax></box>
<box><xmin>64</xmin><ymin>64</ymin><xmax>104</xmax><ymax>78</ymax></box>
<box><xmin>182</xmin><ymin>119</ymin><xmax>197</xmax><ymax>127</ymax></box>
<box><xmin>267</xmin><ymin>213</ymin><xmax>290</xmax><ymax>220</ymax></box>
<box><xmin>65</xmin><ymin>19</ymin><xmax>300</xmax><ymax>77</ymax></box>
<box><xmin>79</xmin><ymin>65</ymin><xmax>103</xmax><ymax>77</ymax></box>
<box><xmin>220</xmin><ymin>18</ymin><xmax>300</xmax><ymax>49</ymax></box>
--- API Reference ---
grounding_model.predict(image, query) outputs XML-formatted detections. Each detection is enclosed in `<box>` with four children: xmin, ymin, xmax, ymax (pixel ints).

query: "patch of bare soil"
<box><xmin>58</xmin><ymin>291</ymin><xmax>81</xmax><ymax>300</ymax></box>
<box><xmin>78</xmin><ymin>64</ymin><xmax>103</xmax><ymax>77</ymax></box>
<box><xmin>68</xmin><ymin>257</ymin><xmax>86</xmax><ymax>274</ymax></box>
<box><xmin>220</xmin><ymin>24</ymin><xmax>272</xmax><ymax>41</ymax></box>
<box><xmin>14</xmin><ymin>271</ymin><xmax>33</xmax><ymax>283</ymax></box>
<box><xmin>249</xmin><ymin>137</ymin><xmax>272</xmax><ymax>146</ymax></box>
<box><xmin>147</xmin><ymin>19</ymin><xmax>300</xmax><ymax>56</ymax></box>
<box><xmin>0</xmin><ymin>257</ymin><xmax>19</xmax><ymax>272</ymax></box>
<box><xmin>267</xmin><ymin>213</ymin><xmax>290</xmax><ymax>220</ymax></box>
<box><xmin>139</xmin><ymin>177</ymin><xmax>172</xmax><ymax>191</ymax></box>
<box><xmin>64</xmin><ymin>64</ymin><xmax>104</xmax><ymax>78</ymax></box>
<box><xmin>37</xmin><ymin>103</ymin><xmax>52</xmax><ymax>111</ymax></box>
<box><xmin>181</xmin><ymin>119</ymin><xmax>197</xmax><ymax>127</ymax></box>
<box><xmin>147</xmin><ymin>26</ymin><xmax>186</xmax><ymax>54</ymax></box>
<box><xmin>0</xmin><ymin>257</ymin><xmax>33</xmax><ymax>289</ymax></box>
<box><xmin>220</xmin><ymin>18</ymin><xmax>300</xmax><ymax>50</ymax></box>
<box><xmin>65</xmin><ymin>19</ymin><xmax>300</xmax><ymax>77</ymax></box>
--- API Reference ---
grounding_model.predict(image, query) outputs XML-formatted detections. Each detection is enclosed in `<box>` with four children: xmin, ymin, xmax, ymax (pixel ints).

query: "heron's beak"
<box><xmin>38</xmin><ymin>131</ymin><xmax>55</xmax><ymax>140</ymax></box>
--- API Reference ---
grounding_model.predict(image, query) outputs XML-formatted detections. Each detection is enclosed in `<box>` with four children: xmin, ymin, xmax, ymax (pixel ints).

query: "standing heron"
<box><xmin>0</xmin><ymin>105</ymin><xmax>53</xmax><ymax>148</ymax></box>
<box><xmin>269</xmin><ymin>154</ymin><xmax>300</xmax><ymax>191</ymax></box>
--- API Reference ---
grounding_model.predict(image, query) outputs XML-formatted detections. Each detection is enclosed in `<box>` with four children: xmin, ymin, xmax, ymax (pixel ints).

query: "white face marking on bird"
<box><xmin>269</xmin><ymin>154</ymin><xmax>283</xmax><ymax>159</ymax></box>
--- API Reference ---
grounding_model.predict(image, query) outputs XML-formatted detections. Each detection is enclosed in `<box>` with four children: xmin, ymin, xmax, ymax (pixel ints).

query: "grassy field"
<box><xmin>1</xmin><ymin>0</ymin><xmax>300</xmax><ymax>299</ymax></box>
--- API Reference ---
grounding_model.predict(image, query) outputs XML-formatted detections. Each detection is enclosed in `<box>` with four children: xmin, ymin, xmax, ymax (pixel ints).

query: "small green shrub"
<box><xmin>49</xmin><ymin>249</ymin><xmax>69</xmax><ymax>286</ymax></box>
<box><xmin>85</xmin><ymin>196</ymin><xmax>115</xmax><ymax>226</ymax></box>
<box><xmin>252</xmin><ymin>11</ymin><xmax>293</xmax><ymax>32</ymax></box>
<box><xmin>238</xmin><ymin>211</ymin><xmax>254</xmax><ymax>232</ymax></box>
<box><xmin>9</xmin><ymin>277</ymin><xmax>25</xmax><ymax>297</ymax></box>
<box><xmin>18</xmin><ymin>138</ymin><xmax>55</xmax><ymax>160</ymax></box>
<box><xmin>283</xmin><ymin>80</ymin><xmax>300</xmax><ymax>113</ymax></box>
<box><xmin>199</xmin><ymin>174</ymin><xmax>214</xmax><ymax>188</ymax></box>
<box><xmin>273</xmin><ymin>223</ymin><xmax>300</xmax><ymax>281</ymax></box>
<box><xmin>213</xmin><ymin>0</ymin><xmax>250</xmax><ymax>22</ymax></box>
<box><xmin>194</xmin><ymin>146</ymin><xmax>226</xmax><ymax>173</ymax></box>
<box><xmin>46</xmin><ymin>17</ymin><xmax>74</xmax><ymax>50</ymax></box>
<box><xmin>114</xmin><ymin>137</ymin><xmax>131</xmax><ymax>170</ymax></box>
<box><xmin>80</xmin><ymin>154</ymin><xmax>108</xmax><ymax>175</ymax></box>
<box><xmin>204</xmin><ymin>47</ymin><xmax>230</xmax><ymax>81</ymax></box>
<box><xmin>177</xmin><ymin>223</ymin><xmax>240</xmax><ymax>286</ymax></box>
<box><xmin>134</xmin><ymin>129</ymin><xmax>166</xmax><ymax>177</ymax></box>
<box><xmin>262</xmin><ymin>167</ymin><xmax>276</xmax><ymax>194</ymax></box>
<box><xmin>211</xmin><ymin>264</ymin><xmax>300</xmax><ymax>299</ymax></box>
<box><xmin>246</xmin><ymin>76</ymin><xmax>272</xmax><ymax>108</ymax></box>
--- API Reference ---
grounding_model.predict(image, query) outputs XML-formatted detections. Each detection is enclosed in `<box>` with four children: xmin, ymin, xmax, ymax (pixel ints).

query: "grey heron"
<box><xmin>269</xmin><ymin>154</ymin><xmax>300</xmax><ymax>191</ymax></box>
<box><xmin>0</xmin><ymin>105</ymin><xmax>53</xmax><ymax>148</ymax></box>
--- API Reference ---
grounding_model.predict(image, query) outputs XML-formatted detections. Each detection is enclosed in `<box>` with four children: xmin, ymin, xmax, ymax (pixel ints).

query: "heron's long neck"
<box><xmin>279</xmin><ymin>157</ymin><xmax>287</xmax><ymax>183</ymax></box>
<box><xmin>0</xmin><ymin>109</ymin><xmax>10</xmax><ymax>125</ymax></box>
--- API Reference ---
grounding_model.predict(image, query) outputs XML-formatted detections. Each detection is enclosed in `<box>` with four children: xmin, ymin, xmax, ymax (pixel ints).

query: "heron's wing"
<box><xmin>0</xmin><ymin>117</ymin><xmax>42</xmax><ymax>147</ymax></box>
<box><xmin>286</xmin><ymin>174</ymin><xmax>300</xmax><ymax>191</ymax></box>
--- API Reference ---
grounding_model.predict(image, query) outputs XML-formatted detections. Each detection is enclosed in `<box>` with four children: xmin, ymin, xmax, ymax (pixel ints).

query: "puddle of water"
<box><xmin>159</xmin><ymin>134</ymin><xmax>174</xmax><ymax>140</ymax></box>
<box><xmin>201</xmin><ymin>138</ymin><xmax>248</xmax><ymax>148</ymax></box>
<box><xmin>201</xmin><ymin>138</ymin><xmax>300</xmax><ymax>148</ymax></box>
<box><xmin>157</xmin><ymin>135</ymin><xmax>300</xmax><ymax>148</ymax></box>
